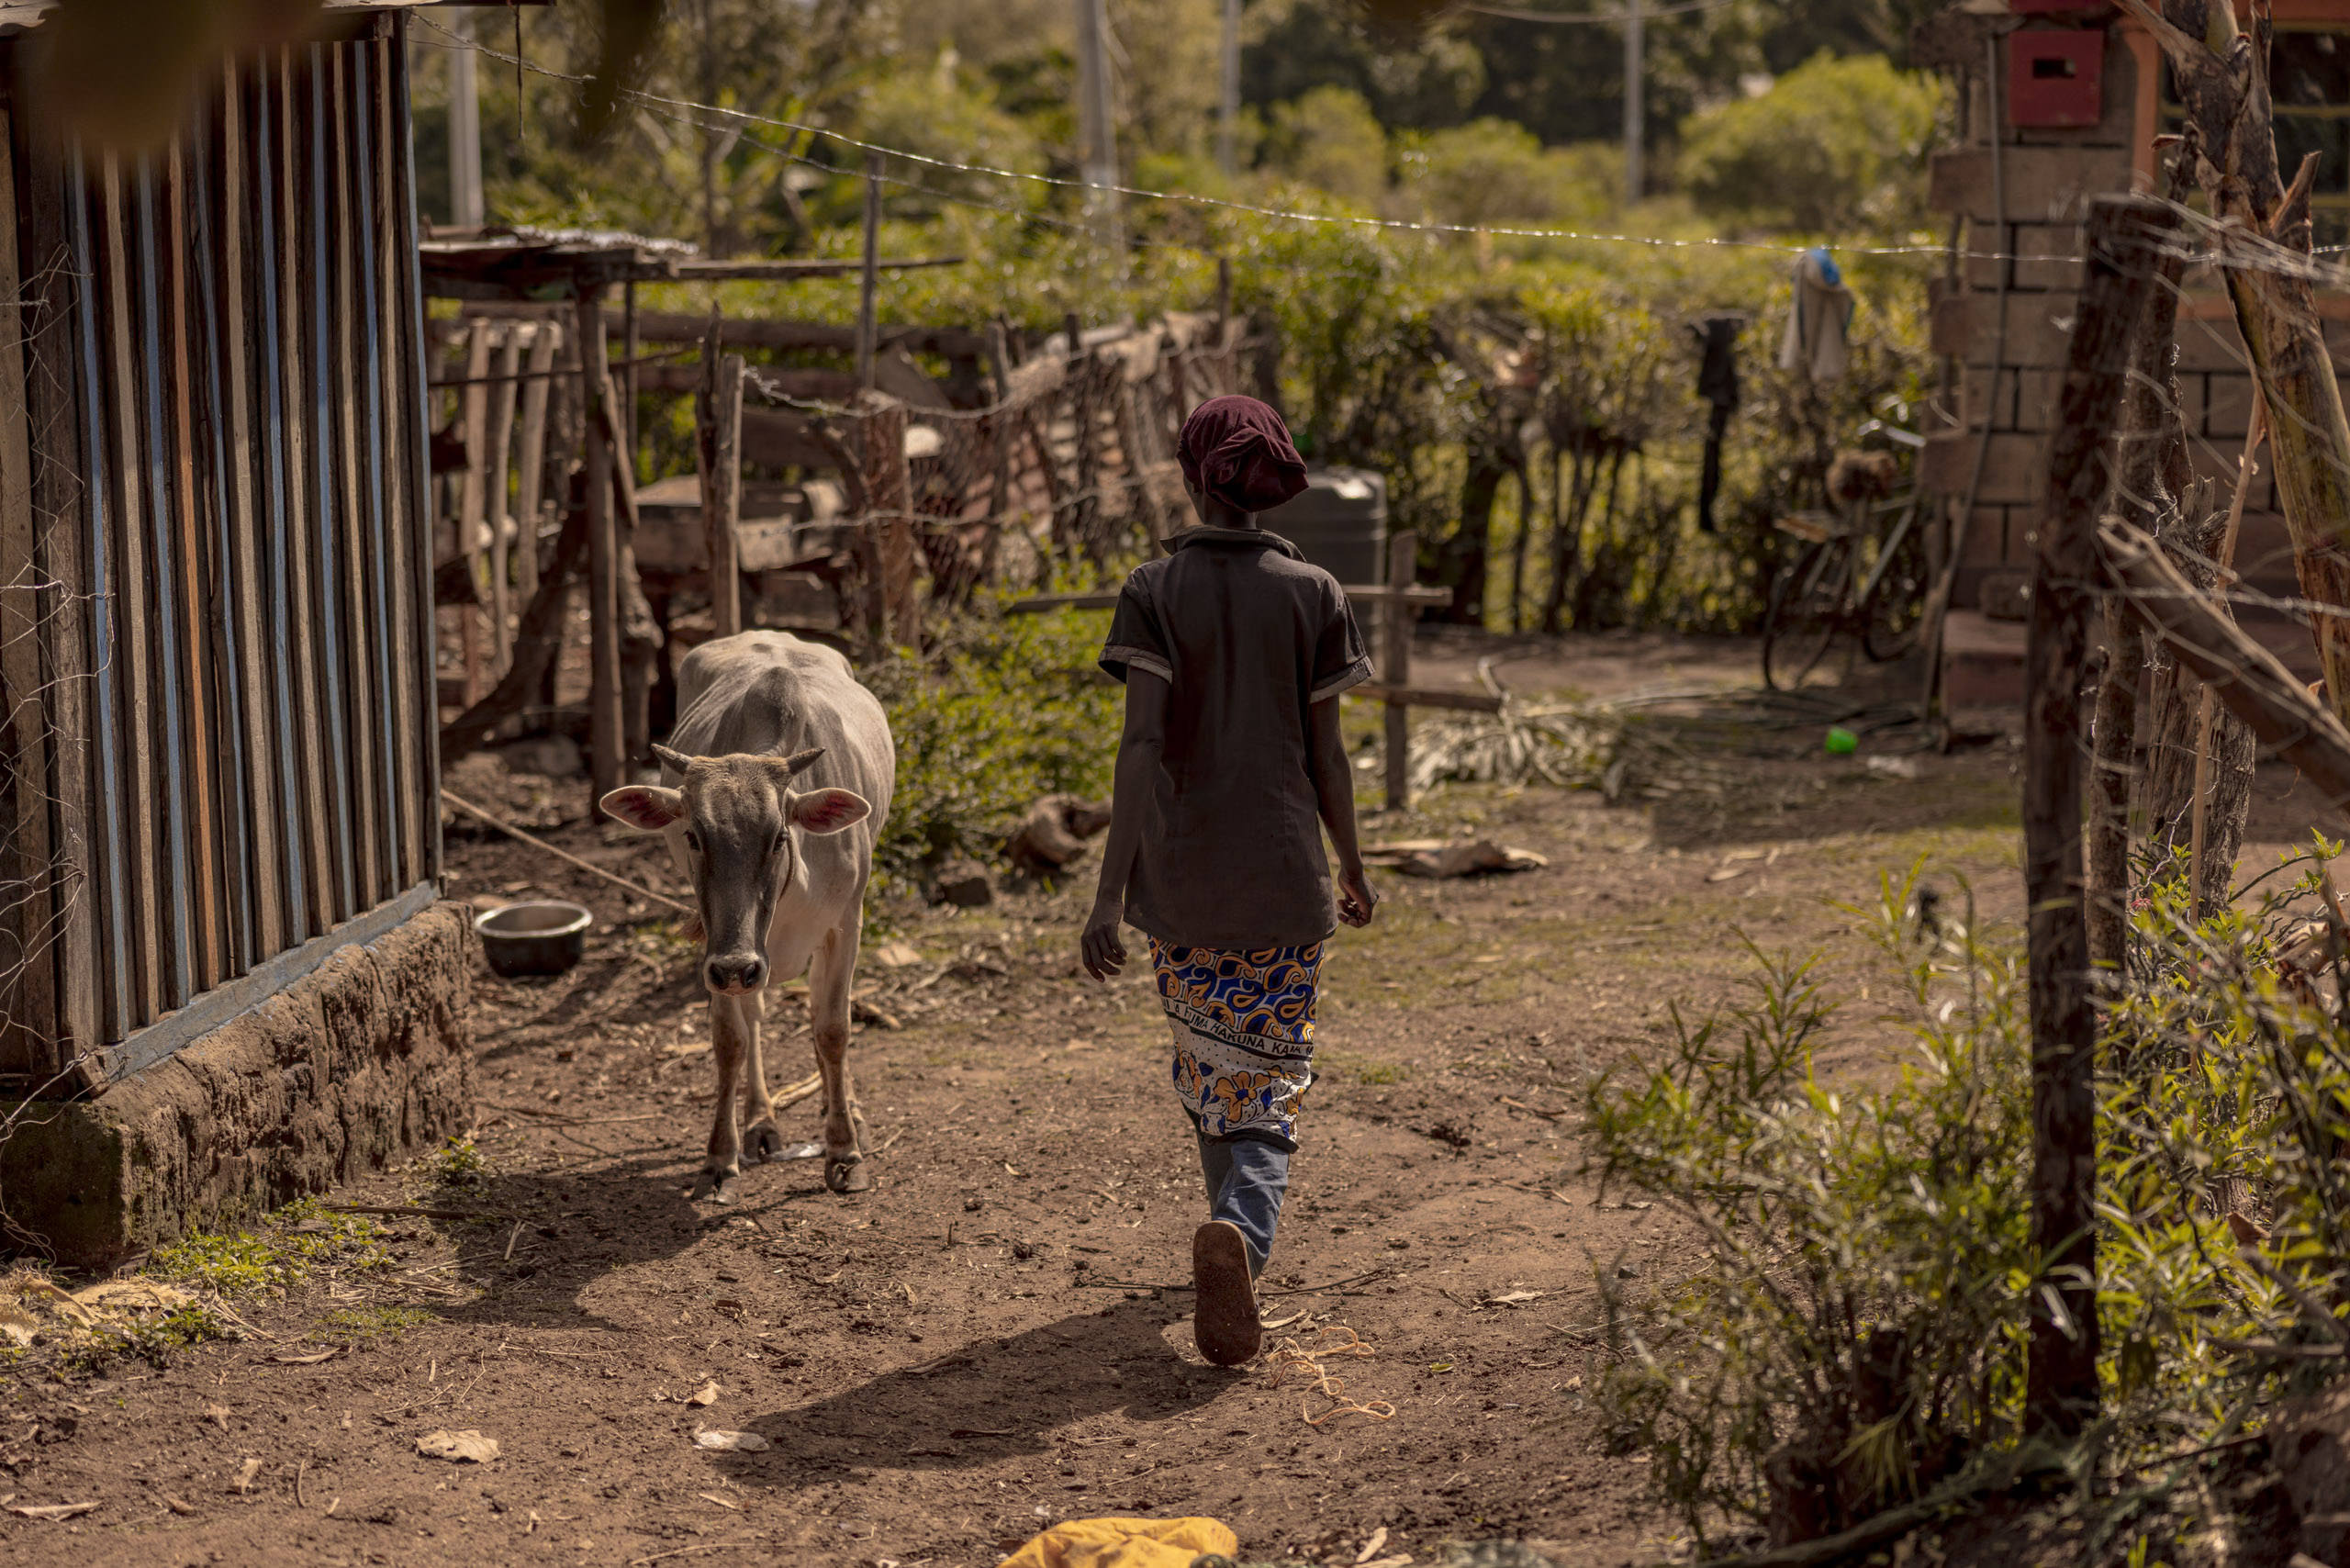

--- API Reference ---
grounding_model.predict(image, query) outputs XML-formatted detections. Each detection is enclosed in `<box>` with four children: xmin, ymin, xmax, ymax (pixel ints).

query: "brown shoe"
<box><xmin>1192</xmin><ymin>1221</ymin><xmax>1261</xmax><ymax>1367</ymax></box>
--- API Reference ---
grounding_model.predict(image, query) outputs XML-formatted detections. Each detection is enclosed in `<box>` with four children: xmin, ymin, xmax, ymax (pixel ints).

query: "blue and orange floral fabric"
<box><xmin>1150</xmin><ymin>938</ymin><xmax>1322</xmax><ymax>1142</ymax></box>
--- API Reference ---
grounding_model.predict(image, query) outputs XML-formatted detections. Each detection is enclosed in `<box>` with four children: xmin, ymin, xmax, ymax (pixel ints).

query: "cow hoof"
<box><xmin>691</xmin><ymin>1170</ymin><xmax>737</xmax><ymax>1204</ymax></box>
<box><xmin>745</xmin><ymin>1121</ymin><xmax>786</xmax><ymax>1164</ymax></box>
<box><xmin>824</xmin><ymin>1158</ymin><xmax>873</xmax><ymax>1194</ymax></box>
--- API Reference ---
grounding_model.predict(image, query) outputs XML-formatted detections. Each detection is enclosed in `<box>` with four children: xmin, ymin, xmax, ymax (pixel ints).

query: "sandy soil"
<box><xmin>3</xmin><ymin>631</ymin><xmax>2333</xmax><ymax>1568</ymax></box>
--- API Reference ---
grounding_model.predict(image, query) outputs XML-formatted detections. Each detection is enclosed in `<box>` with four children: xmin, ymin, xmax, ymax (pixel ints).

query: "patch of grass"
<box><xmin>147</xmin><ymin>1197</ymin><xmax>393</xmax><ymax>1298</ymax></box>
<box><xmin>63</xmin><ymin>1303</ymin><xmax>232</xmax><ymax>1376</ymax></box>
<box><xmin>1317</xmin><ymin>1050</ymin><xmax>1410</xmax><ymax>1086</ymax></box>
<box><xmin>314</xmin><ymin>1305</ymin><xmax>434</xmax><ymax>1346</ymax></box>
<box><xmin>429</xmin><ymin>1137</ymin><xmax>490</xmax><ymax>1187</ymax></box>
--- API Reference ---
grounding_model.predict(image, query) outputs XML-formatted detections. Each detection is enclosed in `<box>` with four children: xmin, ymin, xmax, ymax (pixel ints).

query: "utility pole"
<box><xmin>1218</xmin><ymin>0</ymin><xmax>1241</xmax><ymax>176</ymax></box>
<box><xmin>1622</xmin><ymin>0</ymin><xmax>1643</xmax><ymax>209</ymax></box>
<box><xmin>1072</xmin><ymin>0</ymin><xmax>1125</xmax><ymax>258</ymax></box>
<box><xmin>448</xmin><ymin>10</ymin><xmax>484</xmax><ymax>228</ymax></box>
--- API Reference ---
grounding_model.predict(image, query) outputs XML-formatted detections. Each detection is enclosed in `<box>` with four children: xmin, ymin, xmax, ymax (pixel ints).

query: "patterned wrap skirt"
<box><xmin>1150</xmin><ymin>937</ymin><xmax>1324</xmax><ymax>1145</ymax></box>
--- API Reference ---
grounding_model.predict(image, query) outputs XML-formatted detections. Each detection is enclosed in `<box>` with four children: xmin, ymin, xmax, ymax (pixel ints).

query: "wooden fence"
<box><xmin>0</xmin><ymin>21</ymin><xmax>438</xmax><ymax>1092</ymax></box>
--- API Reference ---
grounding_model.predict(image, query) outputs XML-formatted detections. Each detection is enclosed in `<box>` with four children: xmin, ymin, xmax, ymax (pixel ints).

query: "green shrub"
<box><xmin>864</xmin><ymin>603</ymin><xmax>1122</xmax><ymax>905</ymax></box>
<box><xmin>1680</xmin><ymin>52</ymin><xmax>1948</xmax><ymax>235</ymax></box>
<box><xmin>1587</xmin><ymin>849</ymin><xmax>2350</xmax><ymax>1554</ymax></box>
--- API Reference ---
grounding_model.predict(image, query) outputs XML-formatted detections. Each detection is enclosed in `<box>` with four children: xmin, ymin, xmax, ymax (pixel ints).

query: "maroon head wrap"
<box><xmin>1178</xmin><ymin>395</ymin><xmax>1310</xmax><ymax>514</ymax></box>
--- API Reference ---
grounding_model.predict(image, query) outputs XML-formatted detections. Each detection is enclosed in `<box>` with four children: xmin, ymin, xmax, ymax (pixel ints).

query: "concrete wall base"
<box><xmin>0</xmin><ymin>901</ymin><xmax>476</xmax><ymax>1270</ymax></box>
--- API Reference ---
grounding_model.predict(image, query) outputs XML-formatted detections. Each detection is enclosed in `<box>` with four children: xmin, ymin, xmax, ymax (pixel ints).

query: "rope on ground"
<box><xmin>442</xmin><ymin>788</ymin><xmax>694</xmax><ymax>916</ymax></box>
<box><xmin>1266</xmin><ymin>1324</ymin><xmax>1397</xmax><ymax>1426</ymax></box>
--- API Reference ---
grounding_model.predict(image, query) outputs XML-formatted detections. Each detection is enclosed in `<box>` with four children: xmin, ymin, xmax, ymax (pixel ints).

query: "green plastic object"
<box><xmin>1824</xmin><ymin>726</ymin><xmax>1859</xmax><ymax>756</ymax></box>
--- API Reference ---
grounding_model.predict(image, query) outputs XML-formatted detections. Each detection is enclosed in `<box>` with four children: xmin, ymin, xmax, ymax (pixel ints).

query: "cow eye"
<box><xmin>684</xmin><ymin>831</ymin><xmax>702</xmax><ymax>854</ymax></box>
<box><xmin>774</xmin><ymin>830</ymin><xmax>789</xmax><ymax>854</ymax></box>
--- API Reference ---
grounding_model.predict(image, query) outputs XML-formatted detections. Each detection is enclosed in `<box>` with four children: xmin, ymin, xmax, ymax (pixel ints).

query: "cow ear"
<box><xmin>788</xmin><ymin>788</ymin><xmax>869</xmax><ymax>835</ymax></box>
<box><xmin>601</xmin><ymin>785</ymin><xmax>686</xmax><ymax>833</ymax></box>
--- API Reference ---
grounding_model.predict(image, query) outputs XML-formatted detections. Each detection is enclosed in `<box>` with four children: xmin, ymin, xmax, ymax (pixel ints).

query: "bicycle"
<box><xmin>1760</xmin><ymin>418</ymin><xmax>1932</xmax><ymax>692</ymax></box>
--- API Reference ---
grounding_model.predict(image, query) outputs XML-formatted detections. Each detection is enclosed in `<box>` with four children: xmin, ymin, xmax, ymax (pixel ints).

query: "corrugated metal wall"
<box><xmin>0</xmin><ymin>18</ymin><xmax>439</xmax><ymax>1088</ymax></box>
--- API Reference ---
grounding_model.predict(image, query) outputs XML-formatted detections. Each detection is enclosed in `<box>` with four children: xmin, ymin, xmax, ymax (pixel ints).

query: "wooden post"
<box><xmin>858</xmin><ymin>391</ymin><xmax>921</xmax><ymax>648</ymax></box>
<box><xmin>485</xmin><ymin>324</ymin><xmax>521</xmax><ymax>676</ymax></box>
<box><xmin>622</xmin><ymin>275</ymin><xmax>640</xmax><ymax>468</ymax></box>
<box><xmin>513</xmin><ymin>319</ymin><xmax>556</xmax><ymax>607</ymax></box>
<box><xmin>699</xmin><ymin>330</ymin><xmax>745</xmax><ymax>640</ymax></box>
<box><xmin>457</xmin><ymin>318</ymin><xmax>491</xmax><ymax>704</ymax></box>
<box><xmin>2023</xmin><ymin>195</ymin><xmax>2177</xmax><ymax>1439</ymax></box>
<box><xmin>856</xmin><ymin>149</ymin><xmax>881</xmax><ymax>391</ymax></box>
<box><xmin>578</xmin><ymin>287</ymin><xmax>624</xmax><ymax>812</ymax></box>
<box><xmin>1382</xmin><ymin>528</ymin><xmax>1416</xmax><ymax>813</ymax></box>
<box><xmin>1215</xmin><ymin>255</ymin><xmax>1230</xmax><ymax>340</ymax></box>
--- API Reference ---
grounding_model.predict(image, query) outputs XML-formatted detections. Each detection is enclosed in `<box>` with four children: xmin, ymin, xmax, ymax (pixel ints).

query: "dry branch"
<box><xmin>2097</xmin><ymin>519</ymin><xmax>2350</xmax><ymax>819</ymax></box>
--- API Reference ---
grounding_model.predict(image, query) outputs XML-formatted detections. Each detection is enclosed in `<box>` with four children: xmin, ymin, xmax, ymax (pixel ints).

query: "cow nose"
<box><xmin>706</xmin><ymin>956</ymin><xmax>767</xmax><ymax>993</ymax></box>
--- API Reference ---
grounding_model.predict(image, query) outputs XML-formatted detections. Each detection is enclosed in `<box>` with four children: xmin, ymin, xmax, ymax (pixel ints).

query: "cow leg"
<box><xmin>697</xmin><ymin>991</ymin><xmax>751</xmax><ymax>1203</ymax></box>
<box><xmin>739</xmin><ymin>984</ymin><xmax>786</xmax><ymax>1163</ymax></box>
<box><xmin>809</xmin><ymin>918</ymin><xmax>870</xmax><ymax>1193</ymax></box>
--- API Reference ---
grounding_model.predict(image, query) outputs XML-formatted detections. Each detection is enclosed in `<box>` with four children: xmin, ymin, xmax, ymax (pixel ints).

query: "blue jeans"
<box><xmin>1192</xmin><ymin>1120</ymin><xmax>1292</xmax><ymax>1278</ymax></box>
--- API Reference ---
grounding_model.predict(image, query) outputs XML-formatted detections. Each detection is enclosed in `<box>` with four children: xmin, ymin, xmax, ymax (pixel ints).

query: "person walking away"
<box><xmin>1080</xmin><ymin>394</ymin><xmax>1379</xmax><ymax>1368</ymax></box>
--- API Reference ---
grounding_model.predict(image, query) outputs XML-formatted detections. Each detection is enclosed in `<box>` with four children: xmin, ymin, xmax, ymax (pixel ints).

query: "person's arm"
<box><xmin>1309</xmin><ymin>695</ymin><xmax>1377</xmax><ymax>928</ymax></box>
<box><xmin>1081</xmin><ymin>668</ymin><xmax>1170</xmax><ymax>980</ymax></box>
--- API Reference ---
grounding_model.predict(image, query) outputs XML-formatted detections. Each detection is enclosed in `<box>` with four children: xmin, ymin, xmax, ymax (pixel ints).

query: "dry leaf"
<box><xmin>415</xmin><ymin>1429</ymin><xmax>499</xmax><ymax>1463</ymax></box>
<box><xmin>267</xmin><ymin>1349</ymin><xmax>341</xmax><ymax>1366</ymax></box>
<box><xmin>870</xmin><ymin>941</ymin><xmax>923</xmax><ymax>969</ymax></box>
<box><xmin>8</xmin><ymin>1501</ymin><xmax>97</xmax><ymax>1521</ymax></box>
<box><xmin>164</xmin><ymin>1496</ymin><xmax>196</xmax><ymax>1517</ymax></box>
<box><xmin>230</xmin><ymin>1459</ymin><xmax>262</xmax><ymax>1495</ymax></box>
<box><xmin>205</xmin><ymin>1405</ymin><xmax>231</xmax><ymax>1432</ymax></box>
<box><xmin>1705</xmin><ymin>866</ymin><xmax>1747</xmax><ymax>883</ymax></box>
<box><xmin>1483</xmin><ymin>1290</ymin><xmax>1548</xmax><ymax>1307</ymax></box>
<box><xmin>0</xmin><ymin>1303</ymin><xmax>36</xmax><ymax>1348</ymax></box>
<box><xmin>685</xmin><ymin>1380</ymin><xmax>720</xmax><ymax>1407</ymax></box>
<box><xmin>1355</xmin><ymin>1527</ymin><xmax>1390</xmax><ymax>1565</ymax></box>
<box><xmin>697</xmin><ymin>1492</ymin><xmax>741</xmax><ymax>1510</ymax></box>
<box><xmin>690</xmin><ymin>1428</ymin><xmax>770</xmax><ymax>1452</ymax></box>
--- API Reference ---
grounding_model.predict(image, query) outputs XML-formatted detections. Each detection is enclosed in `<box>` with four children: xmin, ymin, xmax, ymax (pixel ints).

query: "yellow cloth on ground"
<box><xmin>996</xmin><ymin>1515</ymin><xmax>1237</xmax><ymax>1568</ymax></box>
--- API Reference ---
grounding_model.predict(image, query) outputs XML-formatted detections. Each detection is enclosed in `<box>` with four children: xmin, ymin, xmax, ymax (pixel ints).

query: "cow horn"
<box><xmin>651</xmin><ymin>743</ymin><xmax>694</xmax><ymax>775</ymax></box>
<box><xmin>781</xmin><ymin>747</ymin><xmax>826</xmax><ymax>778</ymax></box>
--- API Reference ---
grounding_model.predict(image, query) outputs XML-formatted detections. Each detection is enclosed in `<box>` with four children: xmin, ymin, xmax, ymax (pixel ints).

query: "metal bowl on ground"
<box><xmin>476</xmin><ymin>902</ymin><xmax>592</xmax><ymax>978</ymax></box>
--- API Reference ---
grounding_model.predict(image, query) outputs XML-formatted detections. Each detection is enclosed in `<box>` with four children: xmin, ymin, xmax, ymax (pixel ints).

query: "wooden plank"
<box><xmin>185</xmin><ymin>110</ymin><xmax>260</xmax><ymax>977</ymax></box>
<box><xmin>369</xmin><ymin>28</ymin><xmax>431</xmax><ymax>887</ymax></box>
<box><xmin>2022</xmin><ymin>196</ymin><xmax>2176</xmax><ymax>1438</ymax></box>
<box><xmin>327</xmin><ymin>43</ymin><xmax>384</xmax><ymax>908</ymax></box>
<box><xmin>32</xmin><ymin>136</ymin><xmax>108</xmax><ymax>1081</ymax></box>
<box><xmin>699</xmin><ymin>348</ymin><xmax>744</xmax><ymax>638</ymax></box>
<box><xmin>485</xmin><ymin>323</ymin><xmax>520</xmax><ymax>674</ymax></box>
<box><xmin>448</xmin><ymin>301</ymin><xmax>990</xmax><ymax>359</ymax></box>
<box><xmin>1355</xmin><ymin>683</ymin><xmax>1499</xmax><ymax>714</ymax></box>
<box><xmin>301</xmin><ymin>46</ymin><xmax>358</xmax><ymax>920</ymax></box>
<box><xmin>1004</xmin><ymin>582</ymin><xmax>1442</xmax><ymax>615</ymax></box>
<box><xmin>512</xmin><ymin>320</ymin><xmax>555</xmax><ymax>610</ymax></box>
<box><xmin>162</xmin><ymin>140</ymin><xmax>228</xmax><ymax>994</ymax></box>
<box><xmin>455</xmin><ymin>316</ymin><xmax>490</xmax><ymax>707</ymax></box>
<box><xmin>97</xmin><ymin>157</ymin><xmax>163</xmax><ymax>1022</ymax></box>
<box><xmin>578</xmin><ymin>289</ymin><xmax>622</xmax><ymax>810</ymax></box>
<box><xmin>213</xmin><ymin>58</ymin><xmax>286</xmax><ymax>961</ymax></box>
<box><xmin>275</xmin><ymin>48</ymin><xmax>340</xmax><ymax>932</ymax></box>
<box><xmin>1382</xmin><ymin>529</ymin><xmax>1416</xmax><ymax>812</ymax></box>
<box><xmin>354</xmin><ymin>33</ymin><xmax>417</xmax><ymax>890</ymax></box>
<box><xmin>0</xmin><ymin>101</ymin><xmax>52</xmax><ymax>1070</ymax></box>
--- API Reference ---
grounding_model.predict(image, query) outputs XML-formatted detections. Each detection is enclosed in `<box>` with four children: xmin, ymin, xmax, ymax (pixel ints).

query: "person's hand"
<box><xmin>1080</xmin><ymin>899</ymin><xmax>1128</xmax><ymax>980</ymax></box>
<box><xmin>1337</xmin><ymin>862</ymin><xmax>1378</xmax><ymax>928</ymax></box>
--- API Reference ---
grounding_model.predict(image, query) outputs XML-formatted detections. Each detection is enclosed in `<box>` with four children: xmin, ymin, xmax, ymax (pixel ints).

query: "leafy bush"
<box><xmin>148</xmin><ymin>1197</ymin><xmax>394</xmax><ymax>1298</ymax></box>
<box><xmin>1588</xmin><ymin>850</ymin><xmax>2350</xmax><ymax>1554</ymax></box>
<box><xmin>864</xmin><ymin>604</ymin><xmax>1122</xmax><ymax>904</ymax></box>
<box><xmin>1679</xmin><ymin>52</ymin><xmax>1947</xmax><ymax>235</ymax></box>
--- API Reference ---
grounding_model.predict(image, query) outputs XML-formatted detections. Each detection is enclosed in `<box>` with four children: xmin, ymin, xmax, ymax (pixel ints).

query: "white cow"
<box><xmin>601</xmin><ymin>631</ymin><xmax>895</xmax><ymax>1201</ymax></box>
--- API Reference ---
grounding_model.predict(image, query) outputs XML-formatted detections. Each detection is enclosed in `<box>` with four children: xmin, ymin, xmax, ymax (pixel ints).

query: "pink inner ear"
<box><xmin>790</xmin><ymin>788</ymin><xmax>870</xmax><ymax>834</ymax></box>
<box><xmin>602</xmin><ymin>786</ymin><xmax>684</xmax><ymax>832</ymax></box>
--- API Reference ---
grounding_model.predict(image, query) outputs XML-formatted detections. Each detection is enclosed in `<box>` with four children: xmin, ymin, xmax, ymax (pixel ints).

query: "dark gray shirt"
<box><xmin>1099</xmin><ymin>527</ymin><xmax>1371</xmax><ymax>951</ymax></box>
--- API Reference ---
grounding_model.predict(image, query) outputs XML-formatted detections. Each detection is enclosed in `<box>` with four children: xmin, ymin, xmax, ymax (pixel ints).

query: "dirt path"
<box><xmin>5</xmin><ymin>638</ymin><xmax>2328</xmax><ymax>1567</ymax></box>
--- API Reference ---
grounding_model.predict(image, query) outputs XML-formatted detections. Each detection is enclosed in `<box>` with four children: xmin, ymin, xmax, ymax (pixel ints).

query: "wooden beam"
<box><xmin>2022</xmin><ymin>194</ymin><xmax>2177</xmax><ymax>1439</ymax></box>
<box><xmin>1382</xmin><ymin>529</ymin><xmax>1417</xmax><ymax>812</ymax></box>
<box><xmin>448</xmin><ymin>301</ymin><xmax>989</xmax><ymax>359</ymax></box>
<box><xmin>699</xmin><ymin>344</ymin><xmax>745</xmax><ymax>640</ymax></box>
<box><xmin>1356</xmin><ymin>682</ymin><xmax>1499</xmax><ymax>714</ymax></box>
<box><xmin>578</xmin><ymin>288</ymin><xmax>623</xmax><ymax>812</ymax></box>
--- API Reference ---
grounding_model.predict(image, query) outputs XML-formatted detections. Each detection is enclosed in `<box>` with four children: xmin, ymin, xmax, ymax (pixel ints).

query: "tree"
<box><xmin>1677</xmin><ymin>52</ymin><xmax>1944</xmax><ymax>235</ymax></box>
<box><xmin>1262</xmin><ymin>86</ymin><xmax>1389</xmax><ymax>207</ymax></box>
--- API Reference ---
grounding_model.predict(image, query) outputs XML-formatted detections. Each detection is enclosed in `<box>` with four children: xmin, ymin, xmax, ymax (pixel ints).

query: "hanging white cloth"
<box><xmin>1778</xmin><ymin>247</ymin><xmax>1855</xmax><ymax>381</ymax></box>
